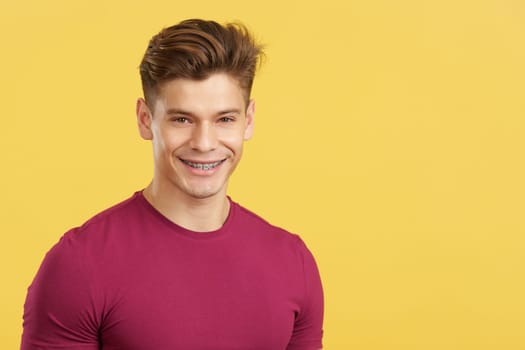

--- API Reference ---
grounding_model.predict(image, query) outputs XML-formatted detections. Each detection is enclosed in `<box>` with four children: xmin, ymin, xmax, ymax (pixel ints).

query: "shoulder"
<box><xmin>79</xmin><ymin>191</ymin><xmax>144</xmax><ymax>231</ymax></box>
<box><xmin>33</xmin><ymin>192</ymin><xmax>147</xmax><ymax>289</ymax></box>
<box><xmin>20</xmin><ymin>195</ymin><xmax>144</xmax><ymax>347</ymax></box>
<box><xmin>44</xmin><ymin>191</ymin><xmax>145</xmax><ymax>265</ymax></box>
<box><xmin>231</xmin><ymin>199</ymin><xmax>308</xmax><ymax>252</ymax></box>
<box><xmin>61</xmin><ymin>191</ymin><xmax>143</xmax><ymax>241</ymax></box>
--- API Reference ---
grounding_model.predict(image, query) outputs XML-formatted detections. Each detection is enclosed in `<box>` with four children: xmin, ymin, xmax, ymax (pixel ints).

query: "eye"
<box><xmin>172</xmin><ymin>117</ymin><xmax>191</xmax><ymax>123</ymax></box>
<box><xmin>219</xmin><ymin>116</ymin><xmax>235</xmax><ymax>123</ymax></box>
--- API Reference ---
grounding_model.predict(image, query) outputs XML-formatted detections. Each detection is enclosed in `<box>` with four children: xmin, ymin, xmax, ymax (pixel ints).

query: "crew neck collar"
<box><xmin>134</xmin><ymin>190</ymin><xmax>236</xmax><ymax>241</ymax></box>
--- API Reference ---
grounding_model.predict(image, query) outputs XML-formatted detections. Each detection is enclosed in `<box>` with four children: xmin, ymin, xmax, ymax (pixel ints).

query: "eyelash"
<box><xmin>169</xmin><ymin>117</ymin><xmax>191</xmax><ymax>124</ymax></box>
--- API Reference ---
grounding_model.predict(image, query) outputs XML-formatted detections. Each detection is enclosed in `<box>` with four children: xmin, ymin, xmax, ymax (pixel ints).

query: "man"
<box><xmin>21</xmin><ymin>19</ymin><xmax>324</xmax><ymax>349</ymax></box>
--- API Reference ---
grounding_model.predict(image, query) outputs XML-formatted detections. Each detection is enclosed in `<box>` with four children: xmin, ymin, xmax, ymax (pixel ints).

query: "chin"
<box><xmin>185</xmin><ymin>185</ymin><xmax>224</xmax><ymax>200</ymax></box>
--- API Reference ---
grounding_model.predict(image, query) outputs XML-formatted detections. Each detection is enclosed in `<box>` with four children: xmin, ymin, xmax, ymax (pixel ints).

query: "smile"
<box><xmin>180</xmin><ymin>159</ymin><xmax>225</xmax><ymax>170</ymax></box>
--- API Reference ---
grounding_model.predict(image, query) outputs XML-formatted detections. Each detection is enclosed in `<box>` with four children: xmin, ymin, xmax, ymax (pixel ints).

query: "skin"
<box><xmin>136</xmin><ymin>73</ymin><xmax>255</xmax><ymax>232</ymax></box>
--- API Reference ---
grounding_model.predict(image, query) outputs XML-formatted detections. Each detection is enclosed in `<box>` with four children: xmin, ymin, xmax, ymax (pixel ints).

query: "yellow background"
<box><xmin>1</xmin><ymin>0</ymin><xmax>524</xmax><ymax>348</ymax></box>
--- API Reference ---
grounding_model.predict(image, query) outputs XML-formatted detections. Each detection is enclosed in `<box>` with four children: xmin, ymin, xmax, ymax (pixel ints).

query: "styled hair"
<box><xmin>139</xmin><ymin>19</ymin><xmax>264</xmax><ymax>108</ymax></box>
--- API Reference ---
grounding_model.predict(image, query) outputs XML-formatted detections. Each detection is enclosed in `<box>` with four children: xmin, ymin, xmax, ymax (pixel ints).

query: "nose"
<box><xmin>190</xmin><ymin>121</ymin><xmax>217</xmax><ymax>152</ymax></box>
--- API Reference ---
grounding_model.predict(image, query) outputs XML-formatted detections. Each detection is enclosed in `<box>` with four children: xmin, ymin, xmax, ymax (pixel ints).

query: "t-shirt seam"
<box><xmin>235</xmin><ymin>204</ymin><xmax>300</xmax><ymax>241</ymax></box>
<box><xmin>78</xmin><ymin>193</ymin><xmax>141</xmax><ymax>231</ymax></box>
<box><xmin>298</xmin><ymin>236</ymin><xmax>310</xmax><ymax>316</ymax></box>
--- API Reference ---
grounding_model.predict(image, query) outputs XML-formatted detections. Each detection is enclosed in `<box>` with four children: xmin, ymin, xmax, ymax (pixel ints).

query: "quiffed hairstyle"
<box><xmin>139</xmin><ymin>19</ymin><xmax>264</xmax><ymax>108</ymax></box>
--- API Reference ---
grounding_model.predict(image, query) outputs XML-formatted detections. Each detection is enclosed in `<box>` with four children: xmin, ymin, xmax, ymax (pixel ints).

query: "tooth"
<box><xmin>183</xmin><ymin>160</ymin><xmax>223</xmax><ymax>169</ymax></box>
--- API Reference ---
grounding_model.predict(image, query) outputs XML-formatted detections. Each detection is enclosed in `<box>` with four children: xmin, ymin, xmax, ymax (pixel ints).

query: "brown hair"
<box><xmin>139</xmin><ymin>19</ymin><xmax>264</xmax><ymax>108</ymax></box>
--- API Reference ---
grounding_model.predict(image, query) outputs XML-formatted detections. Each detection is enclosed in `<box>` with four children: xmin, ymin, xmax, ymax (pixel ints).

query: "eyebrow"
<box><xmin>166</xmin><ymin>108</ymin><xmax>242</xmax><ymax>116</ymax></box>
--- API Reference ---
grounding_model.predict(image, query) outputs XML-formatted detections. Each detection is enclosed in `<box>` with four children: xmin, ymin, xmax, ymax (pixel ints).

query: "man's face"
<box><xmin>137</xmin><ymin>73</ymin><xmax>254</xmax><ymax>200</ymax></box>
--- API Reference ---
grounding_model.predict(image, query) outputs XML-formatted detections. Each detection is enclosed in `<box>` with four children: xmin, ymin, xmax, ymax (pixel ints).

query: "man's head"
<box><xmin>137</xmin><ymin>19</ymin><xmax>264</xmax><ymax>202</ymax></box>
<box><xmin>139</xmin><ymin>19</ymin><xmax>264</xmax><ymax>110</ymax></box>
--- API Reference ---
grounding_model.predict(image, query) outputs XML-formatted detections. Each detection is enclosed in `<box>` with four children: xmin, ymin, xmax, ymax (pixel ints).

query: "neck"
<box><xmin>142</xmin><ymin>182</ymin><xmax>230</xmax><ymax>232</ymax></box>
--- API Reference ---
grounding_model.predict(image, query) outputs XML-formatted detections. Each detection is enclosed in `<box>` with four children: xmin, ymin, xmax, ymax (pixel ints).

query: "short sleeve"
<box><xmin>287</xmin><ymin>237</ymin><xmax>324</xmax><ymax>350</ymax></box>
<box><xmin>21</xmin><ymin>230</ymin><xmax>100</xmax><ymax>350</ymax></box>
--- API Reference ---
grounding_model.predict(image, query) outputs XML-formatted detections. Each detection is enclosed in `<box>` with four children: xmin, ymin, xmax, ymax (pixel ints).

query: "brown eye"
<box><xmin>173</xmin><ymin>117</ymin><xmax>190</xmax><ymax>123</ymax></box>
<box><xmin>219</xmin><ymin>116</ymin><xmax>234</xmax><ymax>122</ymax></box>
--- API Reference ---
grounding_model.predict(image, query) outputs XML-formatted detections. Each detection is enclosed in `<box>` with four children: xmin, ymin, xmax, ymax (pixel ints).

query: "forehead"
<box><xmin>154</xmin><ymin>73</ymin><xmax>246</xmax><ymax>113</ymax></box>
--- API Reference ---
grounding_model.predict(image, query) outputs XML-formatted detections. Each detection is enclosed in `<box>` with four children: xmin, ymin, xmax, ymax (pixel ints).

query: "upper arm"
<box><xmin>21</xmin><ymin>233</ymin><xmax>100</xmax><ymax>349</ymax></box>
<box><xmin>287</xmin><ymin>237</ymin><xmax>324</xmax><ymax>350</ymax></box>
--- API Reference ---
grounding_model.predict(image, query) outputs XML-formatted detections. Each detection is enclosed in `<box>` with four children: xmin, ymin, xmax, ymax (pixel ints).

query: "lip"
<box><xmin>178</xmin><ymin>158</ymin><xmax>226</xmax><ymax>164</ymax></box>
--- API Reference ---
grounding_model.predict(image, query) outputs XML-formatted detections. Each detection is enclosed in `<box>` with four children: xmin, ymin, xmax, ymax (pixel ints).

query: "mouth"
<box><xmin>179</xmin><ymin>158</ymin><xmax>226</xmax><ymax>171</ymax></box>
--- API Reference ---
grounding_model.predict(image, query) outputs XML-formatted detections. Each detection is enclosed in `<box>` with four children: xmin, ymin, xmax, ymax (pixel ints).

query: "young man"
<box><xmin>21</xmin><ymin>19</ymin><xmax>324</xmax><ymax>349</ymax></box>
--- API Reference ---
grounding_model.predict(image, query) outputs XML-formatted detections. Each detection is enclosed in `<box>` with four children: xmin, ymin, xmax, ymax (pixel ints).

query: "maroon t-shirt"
<box><xmin>22</xmin><ymin>192</ymin><xmax>324</xmax><ymax>349</ymax></box>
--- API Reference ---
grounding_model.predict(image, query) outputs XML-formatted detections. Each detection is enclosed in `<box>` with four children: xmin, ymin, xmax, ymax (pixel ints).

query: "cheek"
<box><xmin>221</xmin><ymin>133</ymin><xmax>245</xmax><ymax>152</ymax></box>
<box><xmin>157</xmin><ymin>128</ymin><xmax>184</xmax><ymax>152</ymax></box>
<box><xmin>219</xmin><ymin>126</ymin><xmax>247</xmax><ymax>143</ymax></box>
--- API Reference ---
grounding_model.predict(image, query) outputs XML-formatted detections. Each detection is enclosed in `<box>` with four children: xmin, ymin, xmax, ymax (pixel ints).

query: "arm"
<box><xmin>21</xmin><ymin>231</ymin><xmax>100</xmax><ymax>350</ymax></box>
<box><xmin>286</xmin><ymin>237</ymin><xmax>324</xmax><ymax>350</ymax></box>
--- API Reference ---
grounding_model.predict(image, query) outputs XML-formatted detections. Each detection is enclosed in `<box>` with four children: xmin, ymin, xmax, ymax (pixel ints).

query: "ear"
<box><xmin>244</xmin><ymin>99</ymin><xmax>255</xmax><ymax>141</ymax></box>
<box><xmin>136</xmin><ymin>98</ymin><xmax>153</xmax><ymax>140</ymax></box>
